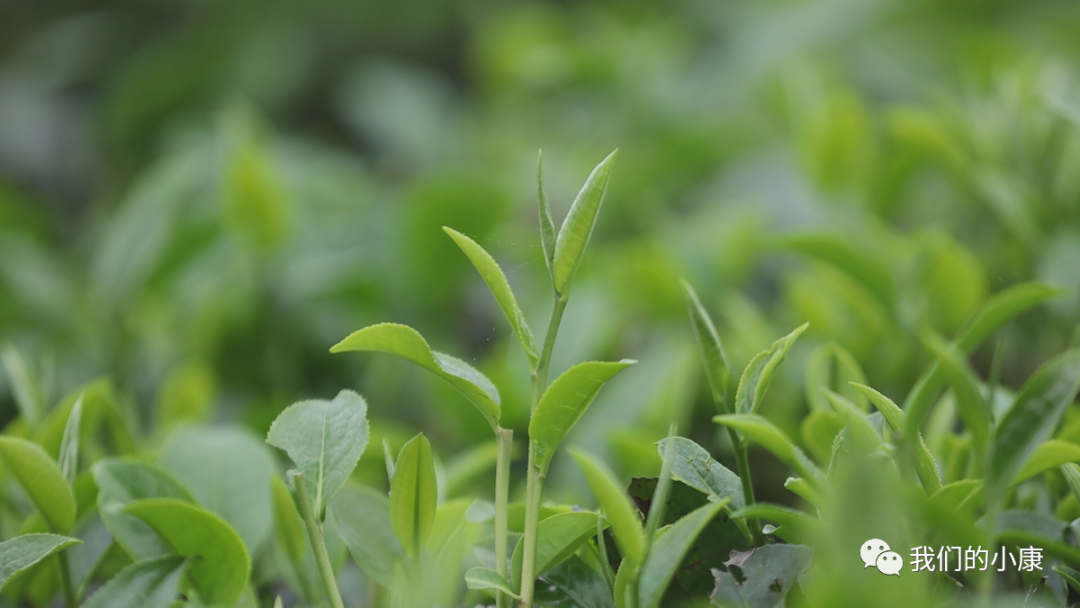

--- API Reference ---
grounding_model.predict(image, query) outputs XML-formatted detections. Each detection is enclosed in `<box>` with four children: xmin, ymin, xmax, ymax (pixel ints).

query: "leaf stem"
<box><xmin>729</xmin><ymin>430</ymin><xmax>765</xmax><ymax>545</ymax></box>
<box><xmin>531</xmin><ymin>295</ymin><xmax>569</xmax><ymax>411</ymax></box>
<box><xmin>294</xmin><ymin>473</ymin><xmax>346</xmax><ymax>608</ymax></box>
<box><xmin>495</xmin><ymin>427</ymin><xmax>514</xmax><ymax>608</ymax></box>
<box><xmin>58</xmin><ymin>552</ymin><xmax>77</xmax><ymax>608</ymax></box>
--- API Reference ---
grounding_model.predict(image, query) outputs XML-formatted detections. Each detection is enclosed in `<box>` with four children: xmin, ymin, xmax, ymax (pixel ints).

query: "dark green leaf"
<box><xmin>0</xmin><ymin>437</ymin><xmax>76</xmax><ymax>533</ymax></box>
<box><xmin>552</xmin><ymin>150</ymin><xmax>618</xmax><ymax>294</ymax></box>
<box><xmin>81</xmin><ymin>555</ymin><xmax>187</xmax><ymax>608</ymax></box>
<box><xmin>709</xmin><ymin>544</ymin><xmax>813</xmax><ymax>608</ymax></box>
<box><xmin>656</xmin><ymin>437</ymin><xmax>743</xmax><ymax>508</ymax></box>
<box><xmin>639</xmin><ymin>500</ymin><xmax>727</xmax><ymax>608</ymax></box>
<box><xmin>0</xmin><ymin>534</ymin><xmax>80</xmax><ymax>592</ymax></box>
<box><xmin>568</xmin><ymin>447</ymin><xmax>643</xmax><ymax>567</ymax></box>
<box><xmin>534</xmin><ymin>555</ymin><xmax>616</xmax><ymax>608</ymax></box>
<box><xmin>390</xmin><ymin>433</ymin><xmax>438</xmax><ymax>557</ymax></box>
<box><xmin>680</xmin><ymin>280</ymin><xmax>730</xmax><ymax>409</ymax></box>
<box><xmin>735</xmin><ymin>323</ymin><xmax>808</xmax><ymax>415</ymax></box>
<box><xmin>511</xmin><ymin>512</ymin><xmax>603</xmax><ymax>590</ymax></box>
<box><xmin>728</xmin><ymin>504</ymin><xmax>816</xmax><ymax>544</ymax></box>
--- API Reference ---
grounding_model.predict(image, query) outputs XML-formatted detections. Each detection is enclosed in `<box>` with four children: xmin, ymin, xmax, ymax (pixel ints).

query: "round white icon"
<box><xmin>860</xmin><ymin>539</ymin><xmax>890</xmax><ymax>569</ymax></box>
<box><xmin>876</xmin><ymin>551</ymin><xmax>902</xmax><ymax>575</ymax></box>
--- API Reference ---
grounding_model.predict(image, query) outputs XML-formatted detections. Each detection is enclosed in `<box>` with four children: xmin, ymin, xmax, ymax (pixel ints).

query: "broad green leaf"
<box><xmin>728</xmin><ymin>504</ymin><xmax>816</xmax><ymax>544</ymax></box>
<box><xmin>58</xmin><ymin>394</ymin><xmax>83</xmax><ymax>485</ymax></box>
<box><xmin>161</xmin><ymin>426</ymin><xmax>275</xmax><ymax>555</ymax></box>
<box><xmin>710</xmin><ymin>544</ymin><xmax>814</xmax><ymax>608</ymax></box>
<box><xmin>329</xmin><ymin>483</ymin><xmax>404</xmax><ymax>588</ymax></box>
<box><xmin>713</xmin><ymin>414</ymin><xmax>822</xmax><ymax>483</ymax></box>
<box><xmin>81</xmin><ymin>555</ymin><xmax>186</xmax><ymax>608</ymax></box>
<box><xmin>850</xmin><ymin>383</ymin><xmax>942</xmax><ymax>494</ymax></box>
<box><xmin>270</xmin><ymin>475</ymin><xmax>305</xmax><ymax>562</ymax></box>
<box><xmin>266</xmin><ymin>390</ymin><xmax>369</xmax><ymax>519</ymax></box>
<box><xmin>124</xmin><ymin>498</ymin><xmax>250</xmax><ymax>605</ymax></box>
<box><xmin>552</xmin><ymin>149</ymin><xmax>618</xmax><ymax>294</ymax></box>
<box><xmin>655</xmin><ymin>437</ymin><xmax>744</xmax><ymax>508</ymax></box>
<box><xmin>465</xmin><ymin>567</ymin><xmax>521</xmax><ymax>600</ymax></box>
<box><xmin>330</xmin><ymin>323</ymin><xmax>501</xmax><ymax>431</ymax></box>
<box><xmin>533</xmin><ymin>555</ymin><xmax>616</xmax><ymax>608</ymax></box>
<box><xmin>1</xmin><ymin>345</ymin><xmax>45</xmax><ymax>427</ymax></box>
<box><xmin>537</xmin><ymin>149</ymin><xmax>557</xmax><ymax>277</ymax></box>
<box><xmin>804</xmin><ymin>342</ymin><xmax>867</xmax><ymax>412</ymax></box>
<box><xmin>0</xmin><ymin>437</ymin><xmax>76</xmax><ymax>533</ymax></box>
<box><xmin>92</xmin><ymin>458</ymin><xmax>195</xmax><ymax>559</ymax></box>
<box><xmin>778</xmin><ymin>232</ymin><xmax>894</xmax><ymax>306</ymax></box>
<box><xmin>680</xmin><ymin>280</ymin><xmax>730</xmax><ymax>409</ymax></box>
<box><xmin>0</xmin><ymin>534</ymin><xmax>80</xmax><ymax>592</ymax></box>
<box><xmin>734</xmin><ymin>323</ymin><xmax>808</xmax><ymax>415</ymax></box>
<box><xmin>510</xmin><ymin>511</ymin><xmax>603</xmax><ymax>590</ymax></box>
<box><xmin>443</xmin><ymin>226</ymin><xmax>539</xmax><ymax>365</ymax></box>
<box><xmin>922</xmin><ymin>331</ymin><xmax>991</xmax><ymax>455</ymax></box>
<box><xmin>639</xmin><ymin>500</ymin><xmax>727</xmax><ymax>608</ymax></box>
<box><xmin>1014</xmin><ymin>439</ymin><xmax>1080</xmax><ymax>486</ymax></box>
<box><xmin>991</xmin><ymin>350</ymin><xmax>1080</xmax><ymax>495</ymax></box>
<box><xmin>568</xmin><ymin>447</ymin><xmax>644</xmax><ymax>566</ymax></box>
<box><xmin>390</xmin><ymin>433</ymin><xmax>438</xmax><ymax>556</ymax></box>
<box><xmin>530</xmin><ymin>360</ymin><xmax>636</xmax><ymax>474</ymax></box>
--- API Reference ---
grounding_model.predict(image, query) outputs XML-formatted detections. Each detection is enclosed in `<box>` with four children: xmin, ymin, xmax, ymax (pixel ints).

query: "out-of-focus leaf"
<box><xmin>81</xmin><ymin>555</ymin><xmax>186</xmax><ymax>608</ymax></box>
<box><xmin>639</xmin><ymin>500</ymin><xmax>727</xmax><ymax>608</ymax></box>
<box><xmin>1014</xmin><ymin>440</ymin><xmax>1080</xmax><ymax>486</ymax></box>
<box><xmin>820</xmin><ymin>389</ymin><xmax>881</xmax><ymax>454</ymax></box>
<box><xmin>66</xmin><ymin>513</ymin><xmax>114</xmax><ymax>595</ymax></box>
<box><xmin>266</xmin><ymin>390</ymin><xmax>369</xmax><ymax>518</ymax></box>
<box><xmin>0</xmin><ymin>437</ymin><xmax>76</xmax><ymax>533</ymax></box>
<box><xmin>656</xmin><ymin>437</ymin><xmax>743</xmax><ymax>508</ymax></box>
<box><xmin>728</xmin><ymin>504</ymin><xmax>816</xmax><ymax>544</ymax></box>
<box><xmin>270</xmin><ymin>475</ymin><xmax>305</xmax><ymax>563</ymax></box>
<box><xmin>330</xmin><ymin>323</ymin><xmax>501</xmax><ymax>431</ymax></box>
<box><xmin>778</xmin><ymin>233</ymin><xmax>894</xmax><ymax>307</ymax></box>
<box><xmin>735</xmin><ymin>323</ymin><xmax>808</xmax><ymax>415</ymax></box>
<box><xmin>443</xmin><ymin>227</ymin><xmax>539</xmax><ymax>365</ymax></box>
<box><xmin>851</xmin><ymin>383</ymin><xmax>941</xmax><ymax>494</ymax></box>
<box><xmin>801</xmin><ymin>409</ymin><xmax>844</xmax><ymax>464</ymax></box>
<box><xmin>466</xmin><ymin>567</ymin><xmax>520</xmax><ymax>599</ymax></box>
<box><xmin>154</xmin><ymin>361</ymin><xmax>215</xmax><ymax>429</ymax></box>
<box><xmin>568</xmin><ymin>447</ymin><xmax>643</xmax><ymax>566</ymax></box>
<box><xmin>1063</xmin><ymin>463</ymin><xmax>1080</xmax><ymax>506</ymax></box>
<box><xmin>680</xmin><ymin>280</ymin><xmax>730</xmax><ymax>409</ymax></box>
<box><xmin>710</xmin><ymin>544</ymin><xmax>813</xmax><ymax>608</ymax></box>
<box><xmin>511</xmin><ymin>512</ymin><xmax>603</xmax><ymax>590</ymax></box>
<box><xmin>921</xmin><ymin>331</ymin><xmax>991</xmax><ymax>455</ymax></box>
<box><xmin>929</xmin><ymin>480</ymin><xmax>983</xmax><ymax>516</ymax></box>
<box><xmin>537</xmin><ymin>150</ymin><xmax>557</xmax><ymax>279</ymax></box>
<box><xmin>92</xmin><ymin>458</ymin><xmax>194</xmax><ymax>559</ymax></box>
<box><xmin>804</xmin><ymin>342</ymin><xmax>867</xmax><ymax>412</ymax></box>
<box><xmin>161</xmin><ymin>426</ymin><xmax>274</xmax><ymax>555</ymax></box>
<box><xmin>389</xmin><ymin>433</ymin><xmax>437</xmax><ymax>557</ymax></box>
<box><xmin>991</xmin><ymin>350</ymin><xmax>1080</xmax><ymax>496</ymax></box>
<box><xmin>124</xmin><ymin>498</ymin><xmax>250</xmax><ymax>605</ymax></box>
<box><xmin>713</xmin><ymin>414</ymin><xmax>822</xmax><ymax>483</ymax></box>
<box><xmin>552</xmin><ymin>150</ymin><xmax>618</xmax><ymax>294</ymax></box>
<box><xmin>530</xmin><ymin>360</ymin><xmax>635</xmax><ymax>474</ymax></box>
<box><xmin>0</xmin><ymin>534</ymin><xmax>80</xmax><ymax>592</ymax></box>
<box><xmin>1</xmin><ymin>345</ymin><xmax>45</xmax><ymax>427</ymax></box>
<box><xmin>533</xmin><ymin>555</ymin><xmax>615</xmax><ymax>608</ymax></box>
<box><xmin>221</xmin><ymin>127</ymin><xmax>288</xmax><ymax>250</ymax></box>
<box><xmin>783</xmin><ymin>477</ymin><xmax>821</xmax><ymax>508</ymax></box>
<box><xmin>58</xmin><ymin>395</ymin><xmax>83</xmax><ymax>485</ymax></box>
<box><xmin>329</xmin><ymin>483</ymin><xmax>404</xmax><ymax>588</ymax></box>
<box><xmin>444</xmin><ymin>439</ymin><xmax>499</xmax><ymax>496</ymax></box>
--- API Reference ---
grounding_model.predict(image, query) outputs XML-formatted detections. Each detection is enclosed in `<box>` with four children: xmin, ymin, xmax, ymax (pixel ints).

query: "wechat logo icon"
<box><xmin>861</xmin><ymin>539</ymin><xmax>902</xmax><ymax>576</ymax></box>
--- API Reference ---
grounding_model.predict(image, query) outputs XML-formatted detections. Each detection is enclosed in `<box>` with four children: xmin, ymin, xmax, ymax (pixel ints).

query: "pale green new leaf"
<box><xmin>568</xmin><ymin>447</ymin><xmax>644</xmax><ymax>566</ymax></box>
<box><xmin>537</xmin><ymin>150</ymin><xmax>557</xmax><ymax>277</ymax></box>
<box><xmin>1014</xmin><ymin>440</ymin><xmax>1080</xmax><ymax>486</ymax></box>
<box><xmin>680</xmin><ymin>279</ymin><xmax>730</xmax><ymax>410</ymax></box>
<box><xmin>639</xmin><ymin>500</ymin><xmax>727</xmax><ymax>608</ymax></box>
<box><xmin>124</xmin><ymin>498</ymin><xmax>250</xmax><ymax>605</ymax></box>
<box><xmin>552</xmin><ymin>149</ymin><xmax>618</xmax><ymax>294</ymax></box>
<box><xmin>390</xmin><ymin>433</ymin><xmax>438</xmax><ymax>557</ymax></box>
<box><xmin>81</xmin><ymin>555</ymin><xmax>187</xmax><ymax>608</ymax></box>
<box><xmin>58</xmin><ymin>394</ymin><xmax>83</xmax><ymax>485</ymax></box>
<box><xmin>0</xmin><ymin>534</ymin><xmax>80</xmax><ymax>592</ymax></box>
<box><xmin>443</xmin><ymin>227</ymin><xmax>539</xmax><ymax>365</ymax></box>
<box><xmin>991</xmin><ymin>350</ymin><xmax>1080</xmax><ymax>496</ymax></box>
<box><xmin>530</xmin><ymin>360</ymin><xmax>635</xmax><ymax>474</ymax></box>
<box><xmin>655</xmin><ymin>437</ymin><xmax>744</xmax><ymax>508</ymax></box>
<box><xmin>330</xmin><ymin>323</ymin><xmax>501</xmax><ymax>431</ymax></box>
<box><xmin>0</xmin><ymin>437</ymin><xmax>76</xmax><ymax>533</ymax></box>
<box><xmin>820</xmin><ymin>389</ymin><xmax>881</xmax><ymax>453</ymax></box>
<box><xmin>735</xmin><ymin>323</ymin><xmax>808</xmax><ymax>415</ymax></box>
<box><xmin>850</xmin><ymin>382</ymin><xmax>941</xmax><ymax>494</ymax></box>
<box><xmin>267</xmin><ymin>390</ymin><xmax>369</xmax><ymax>519</ymax></box>
<box><xmin>510</xmin><ymin>511</ymin><xmax>603</xmax><ymax>590</ymax></box>
<box><xmin>804</xmin><ymin>343</ymin><xmax>867</xmax><ymax>412</ymax></box>
<box><xmin>729</xmin><ymin>504</ymin><xmax>817</xmax><ymax>543</ymax></box>
<box><xmin>329</xmin><ymin>483</ymin><xmax>404</xmax><ymax>588</ymax></box>
<box><xmin>778</xmin><ymin>233</ymin><xmax>894</xmax><ymax>306</ymax></box>
<box><xmin>92</xmin><ymin>458</ymin><xmax>195</xmax><ymax>559</ymax></box>
<box><xmin>1</xmin><ymin>344</ymin><xmax>45</xmax><ymax>427</ymax></box>
<box><xmin>922</xmin><ymin>331</ymin><xmax>991</xmax><ymax>454</ymax></box>
<box><xmin>1061</xmin><ymin>463</ymin><xmax>1080</xmax><ymax>506</ymax></box>
<box><xmin>783</xmin><ymin>477</ymin><xmax>821</xmax><ymax>508</ymax></box>
<box><xmin>466</xmin><ymin>567</ymin><xmax>521</xmax><ymax>600</ymax></box>
<box><xmin>713</xmin><ymin>414</ymin><xmax>822</xmax><ymax>483</ymax></box>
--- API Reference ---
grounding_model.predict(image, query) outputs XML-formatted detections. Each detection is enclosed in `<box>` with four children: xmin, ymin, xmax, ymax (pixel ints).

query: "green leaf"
<box><xmin>329</xmin><ymin>483</ymin><xmax>404</xmax><ymax>588</ymax></box>
<box><xmin>511</xmin><ymin>511</ymin><xmax>603</xmax><ymax>590</ymax></box>
<box><xmin>533</xmin><ymin>555</ymin><xmax>616</xmax><ymax>608</ymax></box>
<box><xmin>161</xmin><ymin>426</ymin><xmax>275</xmax><ymax>555</ymax></box>
<box><xmin>1014</xmin><ymin>439</ymin><xmax>1080</xmax><ymax>486</ymax></box>
<box><xmin>530</xmin><ymin>360</ymin><xmax>636</xmax><ymax>475</ymax></box>
<box><xmin>656</xmin><ymin>437</ymin><xmax>744</xmax><ymax>508</ymax></box>
<box><xmin>81</xmin><ymin>555</ymin><xmax>187</xmax><ymax>608</ymax></box>
<box><xmin>1054</xmin><ymin>565</ymin><xmax>1080</xmax><ymax>596</ymax></box>
<box><xmin>613</xmin><ymin>557</ymin><xmax>634</xmax><ymax>608</ymax></box>
<box><xmin>58</xmin><ymin>394</ymin><xmax>83</xmax><ymax>485</ymax></box>
<box><xmin>266</xmin><ymin>390</ymin><xmax>369</xmax><ymax>519</ymax></box>
<box><xmin>804</xmin><ymin>342</ymin><xmax>867</xmax><ymax>412</ymax></box>
<box><xmin>849</xmin><ymin>383</ymin><xmax>942</xmax><ymax>494</ymax></box>
<box><xmin>713</xmin><ymin>414</ymin><xmax>822</xmax><ymax>483</ymax></box>
<box><xmin>734</xmin><ymin>323</ymin><xmax>808</xmax><ymax>415</ymax></box>
<box><xmin>0</xmin><ymin>437</ymin><xmax>76</xmax><ymax>533</ymax></box>
<box><xmin>929</xmin><ymin>479</ymin><xmax>983</xmax><ymax>516</ymax></box>
<box><xmin>639</xmin><ymin>500</ymin><xmax>728</xmax><ymax>608</ymax></box>
<box><xmin>124</xmin><ymin>498</ymin><xmax>250</xmax><ymax>605</ymax></box>
<box><xmin>778</xmin><ymin>232</ymin><xmax>894</xmax><ymax>307</ymax></box>
<box><xmin>330</xmin><ymin>323</ymin><xmax>501</xmax><ymax>431</ymax></box>
<box><xmin>466</xmin><ymin>567</ymin><xmax>521</xmax><ymax>600</ymax></box>
<box><xmin>820</xmin><ymin>389</ymin><xmax>881</xmax><ymax>453</ymax></box>
<box><xmin>443</xmin><ymin>227</ymin><xmax>540</xmax><ymax>365</ymax></box>
<box><xmin>444</xmin><ymin>439</ymin><xmax>499</xmax><ymax>496</ymax></box>
<box><xmin>0</xmin><ymin>534</ymin><xmax>80</xmax><ymax>593</ymax></box>
<box><xmin>270</xmin><ymin>475</ymin><xmax>305</xmax><ymax>562</ymax></box>
<box><xmin>800</xmin><ymin>409</ymin><xmax>844</xmax><ymax>464</ymax></box>
<box><xmin>783</xmin><ymin>477</ymin><xmax>821</xmax><ymax>508</ymax></box>
<box><xmin>1062</xmin><ymin>463</ymin><xmax>1080</xmax><ymax>506</ymax></box>
<box><xmin>991</xmin><ymin>350</ymin><xmax>1080</xmax><ymax>495</ymax></box>
<box><xmin>1</xmin><ymin>345</ymin><xmax>45</xmax><ymax>427</ymax></box>
<box><xmin>921</xmin><ymin>331</ymin><xmax>991</xmax><ymax>455</ymax></box>
<box><xmin>552</xmin><ymin>149</ymin><xmax>618</xmax><ymax>294</ymax></box>
<box><xmin>390</xmin><ymin>433</ymin><xmax>438</xmax><ymax>557</ymax></box>
<box><xmin>680</xmin><ymin>280</ymin><xmax>730</xmax><ymax>409</ymax></box>
<box><xmin>567</xmin><ymin>447</ymin><xmax>644</xmax><ymax>567</ymax></box>
<box><xmin>850</xmin><ymin>383</ymin><xmax>902</xmax><ymax>430</ymax></box>
<box><xmin>728</xmin><ymin>504</ymin><xmax>816</xmax><ymax>544</ymax></box>
<box><xmin>92</xmin><ymin>458</ymin><xmax>195</xmax><ymax>559</ymax></box>
<box><xmin>709</xmin><ymin>544</ymin><xmax>814</xmax><ymax>608</ymax></box>
<box><xmin>537</xmin><ymin>149</ymin><xmax>557</xmax><ymax>279</ymax></box>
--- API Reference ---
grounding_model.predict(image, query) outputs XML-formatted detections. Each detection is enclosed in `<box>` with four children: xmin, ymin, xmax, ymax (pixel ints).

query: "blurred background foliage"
<box><xmin>3</xmin><ymin>0</ymin><xmax>1080</xmax><ymax>562</ymax></box>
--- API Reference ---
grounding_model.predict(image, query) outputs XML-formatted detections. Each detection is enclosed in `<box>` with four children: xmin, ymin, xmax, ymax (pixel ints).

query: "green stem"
<box><xmin>495</xmin><ymin>427</ymin><xmax>514</xmax><ymax>608</ymax></box>
<box><xmin>57</xmin><ymin>552</ymin><xmax>77</xmax><ymax>608</ymax></box>
<box><xmin>729</xmin><ymin>429</ymin><xmax>765</xmax><ymax>545</ymax></box>
<box><xmin>531</xmin><ymin>295</ymin><xmax>569</xmax><ymax>411</ymax></box>
<box><xmin>294</xmin><ymin>473</ymin><xmax>346</xmax><ymax>608</ymax></box>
